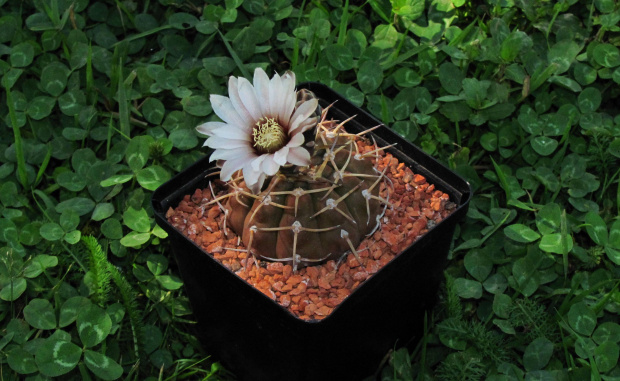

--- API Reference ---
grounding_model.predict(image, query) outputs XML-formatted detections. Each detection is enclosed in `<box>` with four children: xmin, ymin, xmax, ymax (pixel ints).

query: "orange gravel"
<box><xmin>167</xmin><ymin>139</ymin><xmax>455</xmax><ymax>321</ymax></box>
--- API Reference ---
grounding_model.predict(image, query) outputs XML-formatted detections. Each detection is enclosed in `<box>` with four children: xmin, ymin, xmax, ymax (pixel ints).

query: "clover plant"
<box><xmin>1</xmin><ymin>0</ymin><xmax>619</xmax><ymax>379</ymax></box>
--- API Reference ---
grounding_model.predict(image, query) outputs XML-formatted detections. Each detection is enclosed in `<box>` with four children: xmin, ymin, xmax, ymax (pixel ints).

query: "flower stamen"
<box><xmin>253</xmin><ymin>117</ymin><xmax>285</xmax><ymax>153</ymax></box>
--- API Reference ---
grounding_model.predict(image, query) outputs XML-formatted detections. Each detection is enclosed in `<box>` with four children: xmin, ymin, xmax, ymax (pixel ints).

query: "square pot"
<box><xmin>152</xmin><ymin>83</ymin><xmax>472</xmax><ymax>380</ymax></box>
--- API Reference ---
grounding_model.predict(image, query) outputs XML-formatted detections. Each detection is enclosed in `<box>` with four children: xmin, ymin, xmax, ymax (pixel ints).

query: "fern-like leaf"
<box><xmin>108</xmin><ymin>262</ymin><xmax>145</xmax><ymax>359</ymax></box>
<box><xmin>436</xmin><ymin>351</ymin><xmax>486</xmax><ymax>381</ymax></box>
<box><xmin>509</xmin><ymin>298</ymin><xmax>559</xmax><ymax>344</ymax></box>
<box><xmin>81</xmin><ymin>235</ymin><xmax>112</xmax><ymax>306</ymax></box>
<box><xmin>442</xmin><ymin>272</ymin><xmax>464</xmax><ymax>320</ymax></box>
<box><xmin>81</xmin><ymin>235</ymin><xmax>144</xmax><ymax>359</ymax></box>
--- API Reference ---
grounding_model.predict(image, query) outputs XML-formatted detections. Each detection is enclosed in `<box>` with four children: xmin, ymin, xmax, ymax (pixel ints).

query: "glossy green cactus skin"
<box><xmin>225</xmin><ymin>132</ymin><xmax>385</xmax><ymax>268</ymax></box>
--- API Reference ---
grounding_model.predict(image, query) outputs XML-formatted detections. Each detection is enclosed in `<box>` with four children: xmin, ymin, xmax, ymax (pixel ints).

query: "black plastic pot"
<box><xmin>152</xmin><ymin>83</ymin><xmax>472</xmax><ymax>381</ymax></box>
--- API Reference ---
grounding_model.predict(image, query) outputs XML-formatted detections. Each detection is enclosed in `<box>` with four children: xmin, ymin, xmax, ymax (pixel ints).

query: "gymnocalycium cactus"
<box><xmin>197</xmin><ymin>68</ymin><xmax>392</xmax><ymax>269</ymax></box>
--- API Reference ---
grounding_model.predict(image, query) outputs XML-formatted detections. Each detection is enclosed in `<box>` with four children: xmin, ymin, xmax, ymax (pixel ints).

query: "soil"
<box><xmin>167</xmin><ymin>139</ymin><xmax>455</xmax><ymax>321</ymax></box>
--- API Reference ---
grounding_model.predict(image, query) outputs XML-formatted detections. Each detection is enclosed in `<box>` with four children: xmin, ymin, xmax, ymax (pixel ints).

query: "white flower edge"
<box><xmin>196</xmin><ymin>68</ymin><xmax>318</xmax><ymax>193</ymax></box>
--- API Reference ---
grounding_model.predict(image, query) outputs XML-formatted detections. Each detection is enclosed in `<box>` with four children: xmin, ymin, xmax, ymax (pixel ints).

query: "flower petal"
<box><xmin>280</xmin><ymin>71</ymin><xmax>297</xmax><ymax>123</ymax></box>
<box><xmin>246</xmin><ymin>172</ymin><xmax>266</xmax><ymax>194</ymax></box>
<box><xmin>253</xmin><ymin>68</ymin><xmax>271</xmax><ymax>117</ymax></box>
<box><xmin>209</xmin><ymin>146</ymin><xmax>254</xmax><ymax>162</ymax></box>
<box><xmin>238</xmin><ymin>77</ymin><xmax>263</xmax><ymax>121</ymax></box>
<box><xmin>243</xmin><ymin>160</ymin><xmax>262</xmax><ymax>185</ymax></box>
<box><xmin>282</xmin><ymin>70</ymin><xmax>295</xmax><ymax>86</ymax></box>
<box><xmin>251</xmin><ymin>155</ymin><xmax>266</xmax><ymax>172</ymax></box>
<box><xmin>273</xmin><ymin>146</ymin><xmax>289</xmax><ymax>165</ymax></box>
<box><xmin>256</xmin><ymin>173</ymin><xmax>267</xmax><ymax>192</ymax></box>
<box><xmin>297</xmin><ymin>116</ymin><xmax>318</xmax><ymax>133</ymax></box>
<box><xmin>210</xmin><ymin>94</ymin><xmax>246</xmax><ymax>128</ymax></box>
<box><xmin>288</xmin><ymin>98</ymin><xmax>318</xmax><ymax>135</ymax></box>
<box><xmin>205</xmin><ymin>136</ymin><xmax>249</xmax><ymax>149</ymax></box>
<box><xmin>286</xmin><ymin>131</ymin><xmax>305</xmax><ymax>147</ymax></box>
<box><xmin>286</xmin><ymin>146</ymin><xmax>311</xmax><ymax>166</ymax></box>
<box><xmin>228</xmin><ymin>77</ymin><xmax>255</xmax><ymax>127</ymax></box>
<box><xmin>196</xmin><ymin>121</ymin><xmax>226</xmax><ymax>136</ymax></box>
<box><xmin>220</xmin><ymin>153</ymin><xmax>254</xmax><ymax>181</ymax></box>
<box><xmin>210</xmin><ymin>126</ymin><xmax>251</xmax><ymax>141</ymax></box>
<box><xmin>261</xmin><ymin>155</ymin><xmax>280</xmax><ymax>176</ymax></box>
<box><xmin>268</xmin><ymin>72</ymin><xmax>284</xmax><ymax>119</ymax></box>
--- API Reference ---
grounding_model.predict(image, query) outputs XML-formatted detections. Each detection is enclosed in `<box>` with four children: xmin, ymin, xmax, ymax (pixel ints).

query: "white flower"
<box><xmin>196</xmin><ymin>68</ymin><xmax>318</xmax><ymax>193</ymax></box>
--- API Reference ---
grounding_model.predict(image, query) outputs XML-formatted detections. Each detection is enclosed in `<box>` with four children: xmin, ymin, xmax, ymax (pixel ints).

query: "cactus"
<box><xmin>208</xmin><ymin>100</ymin><xmax>393</xmax><ymax>270</ymax></box>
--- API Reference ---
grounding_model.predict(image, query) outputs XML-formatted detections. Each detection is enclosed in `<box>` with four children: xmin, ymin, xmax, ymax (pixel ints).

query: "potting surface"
<box><xmin>166</xmin><ymin>137</ymin><xmax>455</xmax><ymax>321</ymax></box>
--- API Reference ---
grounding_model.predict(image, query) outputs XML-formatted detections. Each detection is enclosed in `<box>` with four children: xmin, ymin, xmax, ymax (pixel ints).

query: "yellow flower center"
<box><xmin>253</xmin><ymin>117</ymin><xmax>286</xmax><ymax>153</ymax></box>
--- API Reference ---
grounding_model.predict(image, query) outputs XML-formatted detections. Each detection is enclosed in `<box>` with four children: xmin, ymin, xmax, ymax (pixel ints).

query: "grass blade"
<box><xmin>337</xmin><ymin>0</ymin><xmax>349</xmax><ymax>46</ymax></box>
<box><xmin>292</xmin><ymin>0</ymin><xmax>308</xmax><ymax>70</ymax></box>
<box><xmin>367</xmin><ymin>0</ymin><xmax>390</xmax><ymax>23</ymax></box>
<box><xmin>382</xmin><ymin>45</ymin><xmax>427</xmax><ymax>70</ymax></box>
<box><xmin>86</xmin><ymin>43</ymin><xmax>96</xmax><ymax>104</ymax></box>
<box><xmin>4</xmin><ymin>83</ymin><xmax>29</xmax><ymax>189</ymax></box>
<box><xmin>528</xmin><ymin>63</ymin><xmax>558</xmax><ymax>95</ymax></box>
<box><xmin>117</xmin><ymin>58</ymin><xmax>131</xmax><ymax>138</ymax></box>
<box><xmin>217</xmin><ymin>29</ymin><xmax>250</xmax><ymax>79</ymax></box>
<box><xmin>448</xmin><ymin>19</ymin><xmax>477</xmax><ymax>47</ymax></box>
<box><xmin>560</xmin><ymin>209</ymin><xmax>569</xmax><ymax>278</ymax></box>
<box><xmin>34</xmin><ymin>144</ymin><xmax>52</xmax><ymax>187</ymax></box>
<box><xmin>113</xmin><ymin>25</ymin><xmax>173</xmax><ymax>47</ymax></box>
<box><xmin>490</xmin><ymin>156</ymin><xmax>511</xmax><ymax>200</ymax></box>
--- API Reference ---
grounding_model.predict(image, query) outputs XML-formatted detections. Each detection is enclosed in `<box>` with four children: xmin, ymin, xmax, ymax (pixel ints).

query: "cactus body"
<box><xmin>221</xmin><ymin>113</ymin><xmax>390</xmax><ymax>269</ymax></box>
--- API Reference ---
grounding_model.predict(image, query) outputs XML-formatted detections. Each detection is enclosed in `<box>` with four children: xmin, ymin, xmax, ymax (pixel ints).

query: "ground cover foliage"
<box><xmin>0</xmin><ymin>0</ymin><xmax>619</xmax><ymax>379</ymax></box>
